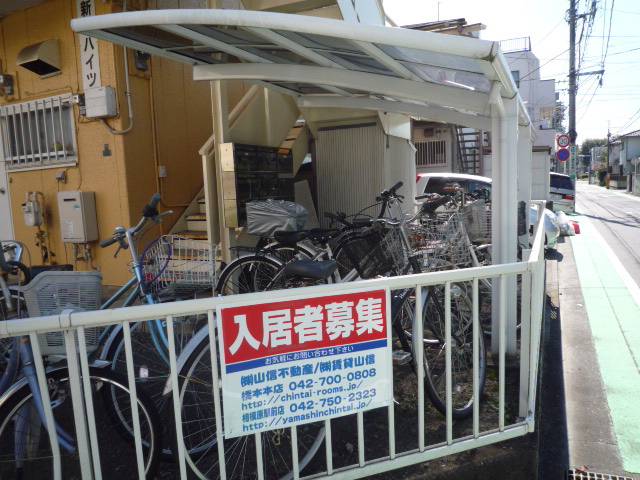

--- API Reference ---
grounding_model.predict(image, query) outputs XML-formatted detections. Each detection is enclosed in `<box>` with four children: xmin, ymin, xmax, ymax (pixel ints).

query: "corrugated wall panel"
<box><xmin>316</xmin><ymin>123</ymin><xmax>385</xmax><ymax>227</ymax></box>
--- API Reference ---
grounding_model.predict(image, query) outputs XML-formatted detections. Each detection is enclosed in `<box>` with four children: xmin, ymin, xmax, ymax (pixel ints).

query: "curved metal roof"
<box><xmin>71</xmin><ymin>9</ymin><xmax>530</xmax><ymax>129</ymax></box>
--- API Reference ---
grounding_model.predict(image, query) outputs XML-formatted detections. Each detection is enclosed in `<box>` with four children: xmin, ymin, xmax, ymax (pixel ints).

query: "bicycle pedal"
<box><xmin>392</xmin><ymin>350</ymin><xmax>412</xmax><ymax>365</ymax></box>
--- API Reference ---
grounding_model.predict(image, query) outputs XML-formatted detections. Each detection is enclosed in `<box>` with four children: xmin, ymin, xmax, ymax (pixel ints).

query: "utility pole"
<box><xmin>568</xmin><ymin>0</ymin><xmax>577</xmax><ymax>180</ymax></box>
<box><xmin>568</xmin><ymin>1</ymin><xmax>602</xmax><ymax>181</ymax></box>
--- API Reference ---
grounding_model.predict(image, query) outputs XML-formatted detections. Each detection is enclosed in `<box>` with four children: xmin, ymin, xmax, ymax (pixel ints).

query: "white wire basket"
<box><xmin>382</xmin><ymin>227</ymin><xmax>409</xmax><ymax>273</ymax></box>
<box><xmin>21</xmin><ymin>271</ymin><xmax>103</xmax><ymax>356</ymax></box>
<box><xmin>141</xmin><ymin>235</ymin><xmax>218</xmax><ymax>298</ymax></box>
<box><xmin>408</xmin><ymin>211</ymin><xmax>473</xmax><ymax>271</ymax></box>
<box><xmin>461</xmin><ymin>200</ymin><xmax>492</xmax><ymax>243</ymax></box>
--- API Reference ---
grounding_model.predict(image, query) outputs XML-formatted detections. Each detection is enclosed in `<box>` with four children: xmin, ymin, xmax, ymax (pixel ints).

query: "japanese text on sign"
<box><xmin>218</xmin><ymin>288</ymin><xmax>392</xmax><ymax>437</ymax></box>
<box><xmin>76</xmin><ymin>0</ymin><xmax>101</xmax><ymax>90</ymax></box>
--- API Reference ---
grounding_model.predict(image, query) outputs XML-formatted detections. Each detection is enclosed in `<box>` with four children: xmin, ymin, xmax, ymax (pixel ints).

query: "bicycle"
<box><xmin>167</xmin><ymin>182</ymin><xmax>486</xmax><ymax>480</ymax></box>
<box><xmin>5</xmin><ymin>194</ymin><xmax>218</xmax><ymax>462</ymax></box>
<box><xmin>96</xmin><ymin>194</ymin><xmax>218</xmax><ymax>458</ymax></box>
<box><xmin>0</xmin><ymin>242</ymin><xmax>163</xmax><ymax>479</ymax></box>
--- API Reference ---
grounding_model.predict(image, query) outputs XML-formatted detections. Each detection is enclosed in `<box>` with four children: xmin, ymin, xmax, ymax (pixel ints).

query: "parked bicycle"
<box><xmin>2</xmin><ymin>194</ymin><xmax>218</xmax><ymax>466</ymax></box>
<box><xmin>166</xmin><ymin>182</ymin><xmax>486</xmax><ymax>480</ymax></box>
<box><xmin>0</xmin><ymin>241</ymin><xmax>163</xmax><ymax>479</ymax></box>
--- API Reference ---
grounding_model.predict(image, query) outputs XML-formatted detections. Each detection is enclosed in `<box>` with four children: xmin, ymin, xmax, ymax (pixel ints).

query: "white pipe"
<box><xmin>101</xmin><ymin>0</ymin><xmax>133</xmax><ymax>135</ymax></box>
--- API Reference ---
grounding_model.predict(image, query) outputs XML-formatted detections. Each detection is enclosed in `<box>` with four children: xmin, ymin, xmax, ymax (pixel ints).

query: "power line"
<box><xmin>602</xmin><ymin>0</ymin><xmax>615</xmax><ymax>67</ymax></box>
<box><xmin>520</xmin><ymin>48</ymin><xmax>571</xmax><ymax>81</ymax></box>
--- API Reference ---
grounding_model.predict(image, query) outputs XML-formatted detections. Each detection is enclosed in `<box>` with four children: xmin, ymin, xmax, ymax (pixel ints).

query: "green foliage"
<box><xmin>579</xmin><ymin>138</ymin><xmax>608</xmax><ymax>157</ymax></box>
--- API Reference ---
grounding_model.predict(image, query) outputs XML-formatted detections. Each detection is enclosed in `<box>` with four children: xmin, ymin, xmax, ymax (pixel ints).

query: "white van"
<box><xmin>549</xmin><ymin>173</ymin><xmax>575</xmax><ymax>213</ymax></box>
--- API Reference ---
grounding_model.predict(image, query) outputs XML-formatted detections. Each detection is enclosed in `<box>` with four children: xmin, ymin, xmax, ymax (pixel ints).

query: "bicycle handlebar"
<box><xmin>420</xmin><ymin>195</ymin><xmax>452</xmax><ymax>214</ymax></box>
<box><xmin>99</xmin><ymin>236</ymin><xmax>118</xmax><ymax>248</ymax></box>
<box><xmin>0</xmin><ymin>241</ymin><xmax>12</xmax><ymax>273</ymax></box>
<box><xmin>100</xmin><ymin>194</ymin><xmax>162</xmax><ymax>253</ymax></box>
<box><xmin>375</xmin><ymin>181</ymin><xmax>403</xmax><ymax>202</ymax></box>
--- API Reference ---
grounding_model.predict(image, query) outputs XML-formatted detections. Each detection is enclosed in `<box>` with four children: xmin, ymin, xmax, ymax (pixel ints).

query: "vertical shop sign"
<box><xmin>218</xmin><ymin>288</ymin><xmax>392</xmax><ymax>438</ymax></box>
<box><xmin>76</xmin><ymin>0</ymin><xmax>101</xmax><ymax>91</ymax></box>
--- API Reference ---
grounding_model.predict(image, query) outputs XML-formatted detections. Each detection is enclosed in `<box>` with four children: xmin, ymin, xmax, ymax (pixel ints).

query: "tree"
<box><xmin>555</xmin><ymin>101</ymin><xmax>567</xmax><ymax>133</ymax></box>
<box><xmin>579</xmin><ymin>138</ymin><xmax>607</xmax><ymax>157</ymax></box>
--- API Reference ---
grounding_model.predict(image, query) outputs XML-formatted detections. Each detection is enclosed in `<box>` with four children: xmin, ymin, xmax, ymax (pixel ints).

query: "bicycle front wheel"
<box><xmin>0</xmin><ymin>367</ymin><xmax>162</xmax><ymax>480</ymax></box>
<box><xmin>105</xmin><ymin>312</ymin><xmax>206</xmax><ymax>459</ymax></box>
<box><xmin>422</xmin><ymin>285</ymin><xmax>486</xmax><ymax>419</ymax></box>
<box><xmin>216</xmin><ymin>254</ymin><xmax>286</xmax><ymax>295</ymax></box>
<box><xmin>173</xmin><ymin>335</ymin><xmax>325</xmax><ymax>480</ymax></box>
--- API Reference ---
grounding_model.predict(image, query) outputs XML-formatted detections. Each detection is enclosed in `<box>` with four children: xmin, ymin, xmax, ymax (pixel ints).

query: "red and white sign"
<box><xmin>217</xmin><ymin>288</ymin><xmax>392</xmax><ymax>437</ymax></box>
<box><xmin>556</xmin><ymin>134</ymin><xmax>570</xmax><ymax>148</ymax></box>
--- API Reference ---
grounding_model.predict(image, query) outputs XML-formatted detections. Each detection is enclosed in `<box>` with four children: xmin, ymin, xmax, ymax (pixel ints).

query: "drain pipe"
<box><xmin>101</xmin><ymin>0</ymin><xmax>133</xmax><ymax>135</ymax></box>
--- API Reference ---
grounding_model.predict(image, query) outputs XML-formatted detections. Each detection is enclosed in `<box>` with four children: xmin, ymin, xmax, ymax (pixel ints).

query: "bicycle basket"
<box><xmin>246</xmin><ymin>199</ymin><xmax>308</xmax><ymax>238</ymax></box>
<box><xmin>141</xmin><ymin>235</ymin><xmax>218</xmax><ymax>298</ymax></box>
<box><xmin>21</xmin><ymin>271</ymin><xmax>103</xmax><ymax>356</ymax></box>
<box><xmin>461</xmin><ymin>200</ymin><xmax>492</xmax><ymax>243</ymax></box>
<box><xmin>409</xmin><ymin>211</ymin><xmax>472</xmax><ymax>270</ymax></box>
<box><xmin>341</xmin><ymin>229</ymin><xmax>395</xmax><ymax>279</ymax></box>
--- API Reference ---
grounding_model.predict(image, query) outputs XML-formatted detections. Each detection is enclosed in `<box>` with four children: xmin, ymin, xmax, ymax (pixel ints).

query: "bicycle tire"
<box><xmin>215</xmin><ymin>254</ymin><xmax>286</xmax><ymax>295</ymax></box>
<box><xmin>421</xmin><ymin>285</ymin><xmax>486</xmax><ymax>419</ymax></box>
<box><xmin>0</xmin><ymin>291</ymin><xmax>28</xmax><ymax>385</ymax></box>
<box><xmin>105</xmin><ymin>312</ymin><xmax>207</xmax><ymax>460</ymax></box>
<box><xmin>171</xmin><ymin>334</ymin><xmax>325</xmax><ymax>480</ymax></box>
<box><xmin>477</xmin><ymin>277</ymin><xmax>522</xmax><ymax>337</ymax></box>
<box><xmin>332</xmin><ymin>232</ymin><xmax>383</xmax><ymax>280</ymax></box>
<box><xmin>0</xmin><ymin>367</ymin><xmax>161</xmax><ymax>479</ymax></box>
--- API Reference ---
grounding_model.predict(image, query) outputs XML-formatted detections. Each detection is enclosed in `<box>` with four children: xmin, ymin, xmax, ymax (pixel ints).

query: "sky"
<box><xmin>382</xmin><ymin>0</ymin><xmax>640</xmax><ymax>145</ymax></box>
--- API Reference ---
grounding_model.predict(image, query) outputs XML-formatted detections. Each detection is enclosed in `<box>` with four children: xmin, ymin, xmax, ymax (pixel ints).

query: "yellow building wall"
<box><xmin>1</xmin><ymin>0</ymin><xmax>212</xmax><ymax>286</ymax></box>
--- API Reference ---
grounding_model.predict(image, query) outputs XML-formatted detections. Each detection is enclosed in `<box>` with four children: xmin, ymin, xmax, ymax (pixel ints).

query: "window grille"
<box><xmin>415</xmin><ymin>140</ymin><xmax>446</xmax><ymax>166</ymax></box>
<box><xmin>1</xmin><ymin>93</ymin><xmax>77</xmax><ymax>171</ymax></box>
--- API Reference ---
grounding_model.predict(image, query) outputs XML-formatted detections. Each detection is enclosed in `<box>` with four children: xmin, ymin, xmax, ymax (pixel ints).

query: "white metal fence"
<box><xmin>0</xmin><ymin>215</ymin><xmax>546</xmax><ymax>480</ymax></box>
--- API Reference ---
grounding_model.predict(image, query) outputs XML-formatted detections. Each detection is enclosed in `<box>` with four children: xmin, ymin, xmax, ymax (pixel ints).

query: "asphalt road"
<box><xmin>575</xmin><ymin>180</ymin><xmax>640</xmax><ymax>287</ymax></box>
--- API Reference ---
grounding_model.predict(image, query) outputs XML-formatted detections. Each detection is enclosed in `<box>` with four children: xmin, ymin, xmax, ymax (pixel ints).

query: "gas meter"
<box><xmin>22</xmin><ymin>192</ymin><xmax>43</xmax><ymax>227</ymax></box>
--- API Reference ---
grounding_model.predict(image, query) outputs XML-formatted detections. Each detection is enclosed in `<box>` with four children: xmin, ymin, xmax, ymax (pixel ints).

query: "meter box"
<box><xmin>57</xmin><ymin>191</ymin><xmax>99</xmax><ymax>243</ymax></box>
<box><xmin>84</xmin><ymin>86</ymin><xmax>117</xmax><ymax>118</ymax></box>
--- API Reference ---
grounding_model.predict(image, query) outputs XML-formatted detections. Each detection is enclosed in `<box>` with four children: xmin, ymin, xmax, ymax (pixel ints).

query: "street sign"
<box><xmin>557</xmin><ymin>135</ymin><xmax>570</xmax><ymax>148</ymax></box>
<box><xmin>217</xmin><ymin>288</ymin><xmax>393</xmax><ymax>437</ymax></box>
<box><xmin>556</xmin><ymin>148</ymin><xmax>570</xmax><ymax>162</ymax></box>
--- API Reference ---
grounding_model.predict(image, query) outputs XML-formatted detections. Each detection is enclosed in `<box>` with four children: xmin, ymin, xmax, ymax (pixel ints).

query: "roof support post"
<box><xmin>490</xmin><ymin>86</ymin><xmax>519</xmax><ymax>356</ymax></box>
<box><xmin>204</xmin><ymin>80</ymin><xmax>231</xmax><ymax>262</ymax></box>
<box><xmin>514</xmin><ymin>122</ymin><xmax>533</xmax><ymax>355</ymax></box>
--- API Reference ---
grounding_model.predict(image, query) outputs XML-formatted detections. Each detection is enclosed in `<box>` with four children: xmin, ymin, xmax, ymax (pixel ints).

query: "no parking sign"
<box><xmin>556</xmin><ymin>148</ymin><xmax>570</xmax><ymax>162</ymax></box>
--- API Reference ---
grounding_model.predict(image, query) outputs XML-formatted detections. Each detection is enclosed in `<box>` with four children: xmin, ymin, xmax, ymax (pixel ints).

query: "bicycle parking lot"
<box><xmin>0</xmin><ymin>189</ymin><xmax>547</xmax><ymax>480</ymax></box>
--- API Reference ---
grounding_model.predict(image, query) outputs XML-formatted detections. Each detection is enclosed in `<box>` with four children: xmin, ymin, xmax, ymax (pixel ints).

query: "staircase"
<box><xmin>180</xmin><ymin>197</ymin><xmax>208</xmax><ymax>240</ymax></box>
<box><xmin>455</xmin><ymin>126</ymin><xmax>484</xmax><ymax>175</ymax></box>
<box><xmin>171</xmin><ymin>119</ymin><xmax>310</xmax><ymax>243</ymax></box>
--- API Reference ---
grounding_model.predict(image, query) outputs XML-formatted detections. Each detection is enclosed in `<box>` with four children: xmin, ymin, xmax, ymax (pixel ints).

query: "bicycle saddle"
<box><xmin>273</xmin><ymin>230</ymin><xmax>309</xmax><ymax>245</ymax></box>
<box><xmin>282</xmin><ymin>259</ymin><xmax>338</xmax><ymax>279</ymax></box>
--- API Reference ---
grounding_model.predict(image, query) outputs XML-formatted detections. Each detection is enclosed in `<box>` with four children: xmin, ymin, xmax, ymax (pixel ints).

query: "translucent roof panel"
<box><xmin>71</xmin><ymin>9</ymin><xmax>527</xmax><ymax>122</ymax></box>
<box><xmin>378</xmin><ymin>45</ymin><xmax>484</xmax><ymax>75</ymax></box>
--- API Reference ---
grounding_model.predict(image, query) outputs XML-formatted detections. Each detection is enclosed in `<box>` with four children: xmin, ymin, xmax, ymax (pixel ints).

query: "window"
<box><xmin>1</xmin><ymin>93</ymin><xmax>77</xmax><ymax>171</ymax></box>
<box><xmin>511</xmin><ymin>70</ymin><xmax>520</xmax><ymax>88</ymax></box>
<box><xmin>550</xmin><ymin>174</ymin><xmax>574</xmax><ymax>190</ymax></box>
<box><xmin>415</xmin><ymin>140</ymin><xmax>446</xmax><ymax>166</ymax></box>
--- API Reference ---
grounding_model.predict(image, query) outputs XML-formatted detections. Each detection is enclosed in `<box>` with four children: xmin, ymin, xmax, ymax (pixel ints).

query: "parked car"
<box><xmin>416</xmin><ymin>172</ymin><xmax>492</xmax><ymax>198</ymax></box>
<box><xmin>549</xmin><ymin>172</ymin><xmax>575</xmax><ymax>213</ymax></box>
<box><xmin>415</xmin><ymin>173</ymin><xmax>559</xmax><ymax>249</ymax></box>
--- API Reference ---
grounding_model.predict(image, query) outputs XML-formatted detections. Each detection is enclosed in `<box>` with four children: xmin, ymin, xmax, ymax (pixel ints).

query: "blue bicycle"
<box><xmin>0</xmin><ymin>241</ymin><xmax>162</xmax><ymax>479</ymax></box>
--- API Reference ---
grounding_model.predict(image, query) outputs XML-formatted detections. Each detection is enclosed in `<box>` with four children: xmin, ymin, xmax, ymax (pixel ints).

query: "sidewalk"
<box><xmin>540</xmin><ymin>210</ymin><xmax>640</xmax><ymax>479</ymax></box>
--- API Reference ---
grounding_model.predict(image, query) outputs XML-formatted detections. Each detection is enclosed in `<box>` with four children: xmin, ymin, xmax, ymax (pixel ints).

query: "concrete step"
<box><xmin>186</xmin><ymin>214</ymin><xmax>207</xmax><ymax>231</ymax></box>
<box><xmin>176</xmin><ymin>230</ymin><xmax>208</xmax><ymax>240</ymax></box>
